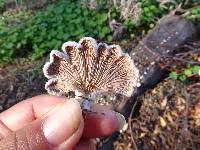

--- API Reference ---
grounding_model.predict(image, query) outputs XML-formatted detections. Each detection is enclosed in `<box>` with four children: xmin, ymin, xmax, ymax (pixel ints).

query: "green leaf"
<box><xmin>149</xmin><ymin>24</ymin><xmax>154</xmax><ymax>28</ymax></box>
<box><xmin>87</xmin><ymin>21</ymin><xmax>96</xmax><ymax>28</ymax></box>
<box><xmin>6</xmin><ymin>43</ymin><xmax>14</xmax><ymax>49</ymax></box>
<box><xmin>149</xmin><ymin>5</ymin><xmax>156</xmax><ymax>11</ymax></box>
<box><xmin>169</xmin><ymin>71</ymin><xmax>178</xmax><ymax>80</ymax></box>
<box><xmin>107</xmin><ymin>35</ymin><xmax>113</xmax><ymax>42</ymax></box>
<box><xmin>179</xmin><ymin>75</ymin><xmax>187</xmax><ymax>82</ymax></box>
<box><xmin>97</xmin><ymin>13</ymin><xmax>108</xmax><ymax>24</ymax></box>
<box><xmin>99</xmin><ymin>32</ymin><xmax>105</xmax><ymax>39</ymax></box>
<box><xmin>102</xmin><ymin>26</ymin><xmax>111</xmax><ymax>35</ymax></box>
<box><xmin>144</xmin><ymin>7</ymin><xmax>150</xmax><ymax>13</ymax></box>
<box><xmin>16</xmin><ymin>43</ymin><xmax>21</xmax><ymax>49</ymax></box>
<box><xmin>184</xmin><ymin>69</ymin><xmax>192</xmax><ymax>76</ymax></box>
<box><xmin>191</xmin><ymin>65</ymin><xmax>200</xmax><ymax>75</ymax></box>
<box><xmin>0</xmin><ymin>0</ymin><xmax>115</xmax><ymax>63</ymax></box>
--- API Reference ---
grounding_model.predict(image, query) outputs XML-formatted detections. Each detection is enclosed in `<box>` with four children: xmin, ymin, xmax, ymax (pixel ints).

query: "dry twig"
<box><xmin>128</xmin><ymin>100</ymin><xmax>139</xmax><ymax>150</ymax></box>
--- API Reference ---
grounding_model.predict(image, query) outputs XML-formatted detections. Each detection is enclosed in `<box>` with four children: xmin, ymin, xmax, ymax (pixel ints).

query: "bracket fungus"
<box><xmin>43</xmin><ymin>37</ymin><xmax>139</xmax><ymax>111</ymax></box>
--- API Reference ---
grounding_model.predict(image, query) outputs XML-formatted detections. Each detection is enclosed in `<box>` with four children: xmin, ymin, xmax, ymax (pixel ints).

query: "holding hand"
<box><xmin>0</xmin><ymin>95</ymin><xmax>125</xmax><ymax>150</ymax></box>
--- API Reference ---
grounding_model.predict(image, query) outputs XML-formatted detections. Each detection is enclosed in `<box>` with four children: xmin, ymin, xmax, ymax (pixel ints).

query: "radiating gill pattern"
<box><xmin>43</xmin><ymin>37</ymin><xmax>139</xmax><ymax>100</ymax></box>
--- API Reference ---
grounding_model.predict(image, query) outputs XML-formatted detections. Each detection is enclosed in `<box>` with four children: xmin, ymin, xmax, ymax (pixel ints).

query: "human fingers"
<box><xmin>0</xmin><ymin>99</ymin><xmax>83</xmax><ymax>149</ymax></box>
<box><xmin>83</xmin><ymin>103</ymin><xmax>126</xmax><ymax>138</ymax></box>
<box><xmin>73</xmin><ymin>139</ymin><xmax>96</xmax><ymax>150</ymax></box>
<box><xmin>0</xmin><ymin>94</ymin><xmax>66</xmax><ymax>131</ymax></box>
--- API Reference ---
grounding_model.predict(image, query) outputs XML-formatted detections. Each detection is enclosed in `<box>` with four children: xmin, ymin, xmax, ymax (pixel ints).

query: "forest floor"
<box><xmin>0</xmin><ymin>1</ymin><xmax>200</xmax><ymax>149</ymax></box>
<box><xmin>0</xmin><ymin>50</ymin><xmax>199</xmax><ymax>150</ymax></box>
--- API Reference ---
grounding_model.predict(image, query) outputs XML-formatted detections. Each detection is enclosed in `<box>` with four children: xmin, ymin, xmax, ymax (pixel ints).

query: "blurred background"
<box><xmin>0</xmin><ymin>0</ymin><xmax>199</xmax><ymax>149</ymax></box>
<box><xmin>0</xmin><ymin>0</ymin><xmax>199</xmax><ymax>63</ymax></box>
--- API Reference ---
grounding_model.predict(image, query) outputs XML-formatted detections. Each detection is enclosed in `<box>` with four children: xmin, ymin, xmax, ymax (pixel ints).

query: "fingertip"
<box><xmin>42</xmin><ymin>98</ymin><xmax>82</xmax><ymax>146</ymax></box>
<box><xmin>57</xmin><ymin>118</ymin><xmax>84</xmax><ymax>150</ymax></box>
<box><xmin>83</xmin><ymin>105</ymin><xmax>125</xmax><ymax>138</ymax></box>
<box><xmin>74</xmin><ymin>139</ymin><xmax>96</xmax><ymax>150</ymax></box>
<box><xmin>83</xmin><ymin>113</ymin><xmax>117</xmax><ymax>138</ymax></box>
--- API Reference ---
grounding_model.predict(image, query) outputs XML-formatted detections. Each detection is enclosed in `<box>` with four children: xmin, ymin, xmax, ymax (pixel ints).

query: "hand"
<box><xmin>0</xmin><ymin>95</ymin><xmax>125</xmax><ymax>149</ymax></box>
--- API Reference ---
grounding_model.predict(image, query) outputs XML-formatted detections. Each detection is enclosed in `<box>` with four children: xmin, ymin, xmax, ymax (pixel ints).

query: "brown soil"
<box><xmin>114</xmin><ymin>79</ymin><xmax>200</xmax><ymax>150</ymax></box>
<box><xmin>0</xmin><ymin>53</ymin><xmax>199</xmax><ymax>150</ymax></box>
<box><xmin>0</xmin><ymin>58</ymin><xmax>47</xmax><ymax>112</ymax></box>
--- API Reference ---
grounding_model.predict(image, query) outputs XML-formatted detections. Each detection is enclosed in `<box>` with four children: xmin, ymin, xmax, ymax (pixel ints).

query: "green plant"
<box><xmin>5</xmin><ymin>9</ymin><xmax>32</xmax><ymax>23</ymax></box>
<box><xmin>0</xmin><ymin>0</ymin><xmax>112</xmax><ymax>63</ymax></box>
<box><xmin>109</xmin><ymin>0</ymin><xmax>199</xmax><ymax>41</ymax></box>
<box><xmin>0</xmin><ymin>0</ymin><xmax>6</xmax><ymax>8</ymax></box>
<box><xmin>0</xmin><ymin>9</ymin><xmax>33</xmax><ymax>63</ymax></box>
<box><xmin>186</xmin><ymin>6</ymin><xmax>200</xmax><ymax>21</ymax></box>
<box><xmin>169</xmin><ymin>65</ymin><xmax>200</xmax><ymax>82</ymax></box>
<box><xmin>109</xmin><ymin>0</ymin><xmax>168</xmax><ymax>40</ymax></box>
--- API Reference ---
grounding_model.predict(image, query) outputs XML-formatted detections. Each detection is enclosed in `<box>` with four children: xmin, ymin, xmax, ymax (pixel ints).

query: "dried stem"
<box><xmin>179</xmin><ymin>85</ymin><xmax>189</xmax><ymax>149</ymax></box>
<box><xmin>128</xmin><ymin>100</ymin><xmax>138</xmax><ymax>150</ymax></box>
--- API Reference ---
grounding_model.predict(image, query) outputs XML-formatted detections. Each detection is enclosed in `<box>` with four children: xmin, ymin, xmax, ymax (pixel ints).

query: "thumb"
<box><xmin>0</xmin><ymin>99</ymin><xmax>84</xmax><ymax>150</ymax></box>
